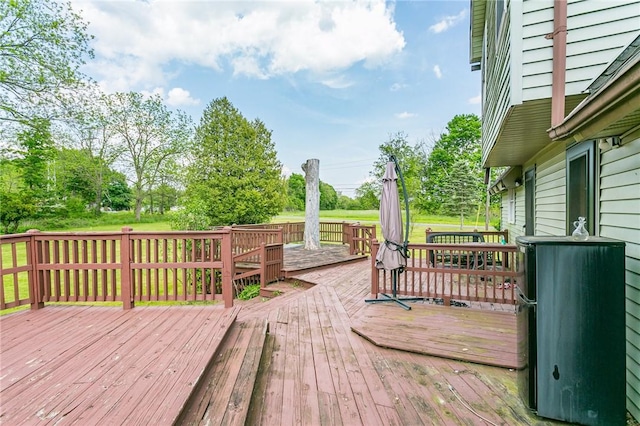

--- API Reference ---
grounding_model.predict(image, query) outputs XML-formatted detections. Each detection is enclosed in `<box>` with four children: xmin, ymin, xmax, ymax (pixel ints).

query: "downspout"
<box><xmin>548</xmin><ymin>0</ymin><xmax>568</xmax><ymax>127</ymax></box>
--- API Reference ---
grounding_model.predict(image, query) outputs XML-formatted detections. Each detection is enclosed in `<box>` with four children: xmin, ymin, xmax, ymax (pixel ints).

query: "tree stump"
<box><xmin>302</xmin><ymin>159</ymin><xmax>320</xmax><ymax>250</ymax></box>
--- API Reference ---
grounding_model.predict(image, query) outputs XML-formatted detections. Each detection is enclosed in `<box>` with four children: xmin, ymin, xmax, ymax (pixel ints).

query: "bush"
<box><xmin>237</xmin><ymin>284</ymin><xmax>261</xmax><ymax>300</ymax></box>
<box><xmin>0</xmin><ymin>192</ymin><xmax>36</xmax><ymax>234</ymax></box>
<box><xmin>169</xmin><ymin>200</ymin><xmax>210</xmax><ymax>231</ymax></box>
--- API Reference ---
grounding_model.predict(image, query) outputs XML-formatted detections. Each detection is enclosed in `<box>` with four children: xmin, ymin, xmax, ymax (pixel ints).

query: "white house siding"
<box><xmin>500</xmin><ymin>186</ymin><xmax>526</xmax><ymax>242</ymax></box>
<box><xmin>599</xmin><ymin>134</ymin><xmax>640</xmax><ymax>420</ymax></box>
<box><xmin>481</xmin><ymin>0</ymin><xmax>513</xmax><ymax>166</ymax></box>
<box><xmin>531</xmin><ymin>144</ymin><xmax>566</xmax><ymax>235</ymax></box>
<box><xmin>521</xmin><ymin>0</ymin><xmax>640</xmax><ymax>101</ymax></box>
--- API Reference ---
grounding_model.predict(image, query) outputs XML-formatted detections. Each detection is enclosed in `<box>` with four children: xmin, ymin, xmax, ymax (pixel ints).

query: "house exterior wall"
<box><xmin>476</xmin><ymin>1</ymin><xmax>640</xmax><ymax>417</ymax></box>
<box><xmin>599</xmin><ymin>133</ymin><xmax>640</xmax><ymax>420</ymax></box>
<box><xmin>481</xmin><ymin>0</ymin><xmax>512</xmax><ymax>161</ymax></box>
<box><xmin>500</xmin><ymin>186</ymin><xmax>526</xmax><ymax>243</ymax></box>
<box><xmin>529</xmin><ymin>144</ymin><xmax>566</xmax><ymax>235</ymax></box>
<box><xmin>520</xmin><ymin>0</ymin><xmax>640</xmax><ymax>101</ymax></box>
<box><xmin>480</xmin><ymin>0</ymin><xmax>640</xmax><ymax>165</ymax></box>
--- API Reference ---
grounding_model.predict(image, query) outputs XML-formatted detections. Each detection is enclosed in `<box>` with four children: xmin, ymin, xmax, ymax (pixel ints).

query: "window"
<box><xmin>507</xmin><ymin>188</ymin><xmax>516</xmax><ymax>224</ymax></box>
<box><xmin>566</xmin><ymin>141</ymin><xmax>596</xmax><ymax>236</ymax></box>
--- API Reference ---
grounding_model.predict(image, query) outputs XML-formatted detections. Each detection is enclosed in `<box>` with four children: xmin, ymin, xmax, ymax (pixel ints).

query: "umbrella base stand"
<box><xmin>365</xmin><ymin>293</ymin><xmax>424</xmax><ymax>311</ymax></box>
<box><xmin>365</xmin><ymin>270</ymin><xmax>423</xmax><ymax>311</ymax></box>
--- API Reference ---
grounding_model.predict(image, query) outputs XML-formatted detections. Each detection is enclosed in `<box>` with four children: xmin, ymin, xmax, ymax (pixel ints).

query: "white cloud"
<box><xmin>166</xmin><ymin>88</ymin><xmax>200</xmax><ymax>107</ymax></box>
<box><xmin>395</xmin><ymin>112</ymin><xmax>417</xmax><ymax>119</ymax></box>
<box><xmin>321</xmin><ymin>75</ymin><xmax>354</xmax><ymax>89</ymax></box>
<box><xmin>469</xmin><ymin>94</ymin><xmax>482</xmax><ymax>104</ymax></box>
<box><xmin>74</xmin><ymin>0</ymin><xmax>405</xmax><ymax>92</ymax></box>
<box><xmin>429</xmin><ymin>9</ymin><xmax>467</xmax><ymax>34</ymax></box>
<box><xmin>390</xmin><ymin>82</ymin><xmax>407</xmax><ymax>91</ymax></box>
<box><xmin>433</xmin><ymin>65</ymin><xmax>442</xmax><ymax>79</ymax></box>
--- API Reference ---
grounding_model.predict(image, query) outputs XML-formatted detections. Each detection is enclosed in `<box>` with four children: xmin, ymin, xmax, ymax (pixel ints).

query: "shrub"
<box><xmin>237</xmin><ymin>284</ymin><xmax>261</xmax><ymax>300</ymax></box>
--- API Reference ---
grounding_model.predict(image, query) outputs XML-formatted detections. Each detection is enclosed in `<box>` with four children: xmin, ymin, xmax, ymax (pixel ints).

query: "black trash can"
<box><xmin>515</xmin><ymin>236</ymin><xmax>626</xmax><ymax>425</ymax></box>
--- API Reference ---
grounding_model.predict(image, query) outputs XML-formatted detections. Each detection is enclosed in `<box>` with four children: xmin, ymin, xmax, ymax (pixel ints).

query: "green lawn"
<box><xmin>275</xmin><ymin>210</ymin><xmax>492</xmax><ymax>243</ymax></box>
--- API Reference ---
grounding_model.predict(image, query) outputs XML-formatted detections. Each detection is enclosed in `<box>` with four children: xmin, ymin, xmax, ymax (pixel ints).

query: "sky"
<box><xmin>71</xmin><ymin>0</ymin><xmax>481</xmax><ymax>197</ymax></box>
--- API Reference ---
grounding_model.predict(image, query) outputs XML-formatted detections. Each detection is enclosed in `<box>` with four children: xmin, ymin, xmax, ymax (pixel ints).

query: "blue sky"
<box><xmin>72</xmin><ymin>0</ymin><xmax>481</xmax><ymax>197</ymax></box>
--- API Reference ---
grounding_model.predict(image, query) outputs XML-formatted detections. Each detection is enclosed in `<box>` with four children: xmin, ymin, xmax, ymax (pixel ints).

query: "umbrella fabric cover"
<box><xmin>375</xmin><ymin>161</ymin><xmax>406</xmax><ymax>271</ymax></box>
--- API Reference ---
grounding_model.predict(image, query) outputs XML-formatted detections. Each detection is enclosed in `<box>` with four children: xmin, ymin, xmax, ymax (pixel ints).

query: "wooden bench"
<box><xmin>426</xmin><ymin>232</ymin><xmax>486</xmax><ymax>269</ymax></box>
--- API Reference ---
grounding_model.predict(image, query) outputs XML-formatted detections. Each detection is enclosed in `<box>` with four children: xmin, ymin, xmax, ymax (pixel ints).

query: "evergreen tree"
<box><xmin>184</xmin><ymin>97</ymin><xmax>285</xmax><ymax>226</ymax></box>
<box><xmin>418</xmin><ymin>114</ymin><xmax>483</xmax><ymax>215</ymax></box>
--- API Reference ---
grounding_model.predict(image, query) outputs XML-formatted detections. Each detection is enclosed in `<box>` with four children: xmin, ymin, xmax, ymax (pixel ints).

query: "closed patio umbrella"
<box><xmin>366</xmin><ymin>155</ymin><xmax>422</xmax><ymax>310</ymax></box>
<box><xmin>375</xmin><ymin>161</ymin><xmax>406</xmax><ymax>272</ymax></box>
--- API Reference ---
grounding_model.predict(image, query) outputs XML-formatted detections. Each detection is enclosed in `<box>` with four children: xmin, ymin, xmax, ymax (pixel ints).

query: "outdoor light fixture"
<box><xmin>598</xmin><ymin>136</ymin><xmax>622</xmax><ymax>151</ymax></box>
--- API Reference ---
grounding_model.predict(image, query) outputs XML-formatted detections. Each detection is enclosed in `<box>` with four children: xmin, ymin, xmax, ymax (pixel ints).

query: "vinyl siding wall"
<box><xmin>500</xmin><ymin>183</ymin><xmax>527</xmax><ymax>243</ymax></box>
<box><xmin>530</xmin><ymin>144</ymin><xmax>566</xmax><ymax>235</ymax></box>
<box><xmin>599</xmin><ymin>134</ymin><xmax>640</xmax><ymax>420</ymax></box>
<box><xmin>481</xmin><ymin>0</ymin><xmax>513</xmax><ymax>165</ymax></box>
<box><xmin>521</xmin><ymin>0</ymin><xmax>640</xmax><ymax>101</ymax></box>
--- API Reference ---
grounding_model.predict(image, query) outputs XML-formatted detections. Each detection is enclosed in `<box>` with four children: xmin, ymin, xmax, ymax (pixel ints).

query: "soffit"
<box><xmin>483</xmin><ymin>95</ymin><xmax>587</xmax><ymax>168</ymax></box>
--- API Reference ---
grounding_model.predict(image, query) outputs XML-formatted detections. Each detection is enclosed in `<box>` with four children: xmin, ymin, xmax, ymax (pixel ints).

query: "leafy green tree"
<box><xmin>419</xmin><ymin>114</ymin><xmax>483</xmax><ymax>215</ymax></box>
<box><xmin>285</xmin><ymin>173</ymin><xmax>305</xmax><ymax>211</ymax></box>
<box><xmin>55</xmin><ymin>147</ymin><xmax>97</xmax><ymax>207</ymax></box>
<box><xmin>336</xmin><ymin>194</ymin><xmax>361</xmax><ymax>210</ymax></box>
<box><xmin>0</xmin><ymin>191</ymin><xmax>35</xmax><ymax>234</ymax></box>
<box><xmin>355</xmin><ymin>181</ymin><xmax>380</xmax><ymax>210</ymax></box>
<box><xmin>370</xmin><ymin>131</ymin><xmax>426</xmax><ymax>209</ymax></box>
<box><xmin>15</xmin><ymin>118</ymin><xmax>56</xmax><ymax>203</ymax></box>
<box><xmin>61</xmin><ymin>88</ymin><xmax>123</xmax><ymax>215</ymax></box>
<box><xmin>0</xmin><ymin>0</ymin><xmax>93</xmax><ymax>123</ymax></box>
<box><xmin>183</xmin><ymin>97</ymin><xmax>285</xmax><ymax>226</ymax></box>
<box><xmin>102</xmin><ymin>172</ymin><xmax>131</xmax><ymax>211</ymax></box>
<box><xmin>319</xmin><ymin>181</ymin><xmax>338</xmax><ymax>210</ymax></box>
<box><xmin>105</xmin><ymin>92</ymin><xmax>192</xmax><ymax>220</ymax></box>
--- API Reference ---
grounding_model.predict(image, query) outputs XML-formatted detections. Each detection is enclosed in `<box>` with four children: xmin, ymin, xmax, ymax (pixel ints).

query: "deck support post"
<box><xmin>120</xmin><ymin>227</ymin><xmax>134</xmax><ymax>309</ymax></box>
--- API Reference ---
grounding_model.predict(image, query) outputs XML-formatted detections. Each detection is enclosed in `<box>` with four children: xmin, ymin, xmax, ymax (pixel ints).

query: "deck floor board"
<box><xmin>0</xmin><ymin>305</ymin><xmax>238</xmax><ymax>425</ymax></box>
<box><xmin>2</xmin><ymin>249</ymin><xmax>572</xmax><ymax>425</ymax></box>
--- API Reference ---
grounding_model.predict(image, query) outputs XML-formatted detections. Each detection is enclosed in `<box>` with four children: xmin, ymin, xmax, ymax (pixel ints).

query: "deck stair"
<box><xmin>177</xmin><ymin>317</ymin><xmax>269</xmax><ymax>425</ymax></box>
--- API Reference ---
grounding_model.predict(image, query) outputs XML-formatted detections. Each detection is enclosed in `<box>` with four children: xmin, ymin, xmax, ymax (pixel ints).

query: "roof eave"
<box><xmin>548</xmin><ymin>57</ymin><xmax>640</xmax><ymax>142</ymax></box>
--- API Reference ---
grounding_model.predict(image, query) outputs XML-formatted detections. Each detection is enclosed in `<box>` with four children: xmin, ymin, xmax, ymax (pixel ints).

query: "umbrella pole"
<box><xmin>365</xmin><ymin>269</ymin><xmax>422</xmax><ymax>310</ymax></box>
<box><xmin>365</xmin><ymin>155</ymin><xmax>424</xmax><ymax>310</ymax></box>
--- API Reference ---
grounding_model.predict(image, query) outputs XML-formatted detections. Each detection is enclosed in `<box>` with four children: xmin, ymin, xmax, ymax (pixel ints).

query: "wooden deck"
<box><xmin>281</xmin><ymin>244</ymin><xmax>368</xmax><ymax>277</ymax></box>
<box><xmin>0</xmin><ymin>304</ymin><xmax>239</xmax><ymax>425</ymax></box>
<box><xmin>1</xmin><ymin>251</ymin><xmax>571</xmax><ymax>425</ymax></box>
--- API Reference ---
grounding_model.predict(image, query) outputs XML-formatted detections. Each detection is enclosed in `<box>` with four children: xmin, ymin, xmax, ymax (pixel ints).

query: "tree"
<box><xmin>319</xmin><ymin>181</ymin><xmax>338</xmax><ymax>210</ymax></box>
<box><xmin>60</xmin><ymin>88</ymin><xmax>123</xmax><ymax>215</ymax></box>
<box><xmin>105</xmin><ymin>92</ymin><xmax>192</xmax><ymax>220</ymax></box>
<box><xmin>0</xmin><ymin>0</ymin><xmax>93</xmax><ymax>123</ymax></box>
<box><xmin>418</xmin><ymin>114</ymin><xmax>483</xmax><ymax>215</ymax></box>
<box><xmin>0</xmin><ymin>191</ymin><xmax>35</xmax><ymax>234</ymax></box>
<box><xmin>355</xmin><ymin>181</ymin><xmax>380</xmax><ymax>210</ymax></box>
<box><xmin>102</xmin><ymin>172</ymin><xmax>131</xmax><ymax>211</ymax></box>
<box><xmin>440</xmin><ymin>158</ymin><xmax>484</xmax><ymax>226</ymax></box>
<box><xmin>370</xmin><ymin>132</ymin><xmax>426</xmax><ymax>209</ymax></box>
<box><xmin>183</xmin><ymin>97</ymin><xmax>285</xmax><ymax>226</ymax></box>
<box><xmin>285</xmin><ymin>173</ymin><xmax>305</xmax><ymax>211</ymax></box>
<box><xmin>285</xmin><ymin>173</ymin><xmax>338</xmax><ymax>211</ymax></box>
<box><xmin>15</xmin><ymin>118</ymin><xmax>56</xmax><ymax>203</ymax></box>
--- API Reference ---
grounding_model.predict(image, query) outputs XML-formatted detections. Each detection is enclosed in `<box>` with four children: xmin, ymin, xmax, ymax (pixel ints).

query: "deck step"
<box><xmin>176</xmin><ymin>317</ymin><xmax>268</xmax><ymax>425</ymax></box>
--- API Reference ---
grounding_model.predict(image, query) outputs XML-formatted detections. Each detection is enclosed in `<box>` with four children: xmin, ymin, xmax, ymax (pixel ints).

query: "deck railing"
<box><xmin>425</xmin><ymin>229</ymin><xmax>509</xmax><ymax>244</ymax></box>
<box><xmin>2</xmin><ymin>221</ymin><xmax>378</xmax><ymax>312</ymax></box>
<box><xmin>226</xmin><ymin>221</ymin><xmax>374</xmax><ymax>255</ymax></box>
<box><xmin>370</xmin><ymin>241</ymin><xmax>518</xmax><ymax>305</ymax></box>
<box><xmin>347</xmin><ymin>224</ymin><xmax>376</xmax><ymax>256</ymax></box>
<box><xmin>1</xmin><ymin>228</ymin><xmax>235</xmax><ymax>310</ymax></box>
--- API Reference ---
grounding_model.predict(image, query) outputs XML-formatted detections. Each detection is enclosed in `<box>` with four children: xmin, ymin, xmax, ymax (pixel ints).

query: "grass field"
<box><xmin>275</xmin><ymin>210</ymin><xmax>492</xmax><ymax>242</ymax></box>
